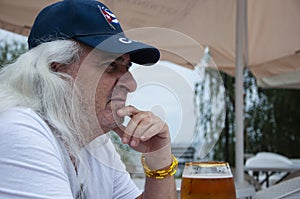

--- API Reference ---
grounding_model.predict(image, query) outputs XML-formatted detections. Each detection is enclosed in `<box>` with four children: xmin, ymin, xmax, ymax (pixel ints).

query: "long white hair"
<box><xmin>0</xmin><ymin>40</ymin><xmax>90</xmax><ymax>167</ymax></box>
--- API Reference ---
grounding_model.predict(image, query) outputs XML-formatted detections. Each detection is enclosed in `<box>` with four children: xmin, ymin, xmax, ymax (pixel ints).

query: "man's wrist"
<box><xmin>141</xmin><ymin>154</ymin><xmax>178</xmax><ymax>179</ymax></box>
<box><xmin>142</xmin><ymin>145</ymin><xmax>172</xmax><ymax>170</ymax></box>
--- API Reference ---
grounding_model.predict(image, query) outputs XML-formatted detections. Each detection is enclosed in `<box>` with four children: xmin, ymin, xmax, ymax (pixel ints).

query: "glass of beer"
<box><xmin>180</xmin><ymin>162</ymin><xmax>236</xmax><ymax>199</ymax></box>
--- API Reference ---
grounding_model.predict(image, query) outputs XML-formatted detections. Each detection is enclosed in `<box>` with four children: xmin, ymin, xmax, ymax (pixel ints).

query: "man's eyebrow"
<box><xmin>92</xmin><ymin>53</ymin><xmax>123</xmax><ymax>66</ymax></box>
<box><xmin>94</xmin><ymin>56</ymin><xmax>117</xmax><ymax>67</ymax></box>
<box><xmin>102</xmin><ymin>53</ymin><xmax>122</xmax><ymax>61</ymax></box>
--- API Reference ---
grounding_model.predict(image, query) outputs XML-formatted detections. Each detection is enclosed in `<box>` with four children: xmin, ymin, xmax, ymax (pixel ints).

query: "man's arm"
<box><xmin>114</xmin><ymin>106</ymin><xmax>178</xmax><ymax>199</ymax></box>
<box><xmin>136</xmin><ymin>175</ymin><xmax>177</xmax><ymax>199</ymax></box>
<box><xmin>138</xmin><ymin>147</ymin><xmax>178</xmax><ymax>198</ymax></box>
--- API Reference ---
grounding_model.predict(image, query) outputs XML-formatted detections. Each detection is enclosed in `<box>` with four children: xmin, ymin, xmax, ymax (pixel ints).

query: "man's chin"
<box><xmin>101</xmin><ymin>105</ymin><xmax>126</xmax><ymax>130</ymax></box>
<box><xmin>114</xmin><ymin>116</ymin><xmax>125</xmax><ymax>128</ymax></box>
<box><xmin>107</xmin><ymin>110</ymin><xmax>125</xmax><ymax>129</ymax></box>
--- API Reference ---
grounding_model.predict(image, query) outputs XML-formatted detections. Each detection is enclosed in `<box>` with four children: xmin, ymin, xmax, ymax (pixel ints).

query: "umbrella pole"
<box><xmin>235</xmin><ymin>0</ymin><xmax>246</xmax><ymax>185</ymax></box>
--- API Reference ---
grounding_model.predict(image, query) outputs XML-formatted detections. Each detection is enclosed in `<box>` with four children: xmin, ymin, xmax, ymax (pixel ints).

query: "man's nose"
<box><xmin>117</xmin><ymin>71</ymin><xmax>137</xmax><ymax>92</ymax></box>
<box><xmin>115</xmin><ymin>54</ymin><xmax>137</xmax><ymax>92</ymax></box>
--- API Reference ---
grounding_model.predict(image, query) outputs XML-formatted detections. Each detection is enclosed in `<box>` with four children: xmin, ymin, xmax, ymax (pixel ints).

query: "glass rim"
<box><xmin>185</xmin><ymin>161</ymin><xmax>229</xmax><ymax>167</ymax></box>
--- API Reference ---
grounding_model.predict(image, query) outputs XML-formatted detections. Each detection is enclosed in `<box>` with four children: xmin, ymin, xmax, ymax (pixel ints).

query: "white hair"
<box><xmin>0</xmin><ymin>40</ymin><xmax>91</xmax><ymax>172</ymax></box>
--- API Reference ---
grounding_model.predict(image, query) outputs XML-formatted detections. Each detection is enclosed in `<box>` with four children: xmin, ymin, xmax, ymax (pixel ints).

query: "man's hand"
<box><xmin>113</xmin><ymin>105</ymin><xmax>177</xmax><ymax>198</ymax></box>
<box><xmin>113</xmin><ymin>105</ymin><xmax>171</xmax><ymax>154</ymax></box>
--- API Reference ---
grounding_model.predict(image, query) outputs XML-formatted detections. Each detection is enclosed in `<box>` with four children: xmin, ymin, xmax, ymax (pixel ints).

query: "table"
<box><xmin>235</xmin><ymin>182</ymin><xmax>256</xmax><ymax>199</ymax></box>
<box><xmin>244</xmin><ymin>159</ymin><xmax>300</xmax><ymax>188</ymax></box>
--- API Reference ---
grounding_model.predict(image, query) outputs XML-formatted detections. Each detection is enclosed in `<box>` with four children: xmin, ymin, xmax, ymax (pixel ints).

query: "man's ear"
<box><xmin>50</xmin><ymin>62</ymin><xmax>64</xmax><ymax>72</ymax></box>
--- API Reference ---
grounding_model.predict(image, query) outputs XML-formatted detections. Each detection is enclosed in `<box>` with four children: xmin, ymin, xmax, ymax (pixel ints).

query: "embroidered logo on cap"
<box><xmin>119</xmin><ymin>37</ymin><xmax>132</xmax><ymax>44</ymax></box>
<box><xmin>98</xmin><ymin>5</ymin><xmax>119</xmax><ymax>30</ymax></box>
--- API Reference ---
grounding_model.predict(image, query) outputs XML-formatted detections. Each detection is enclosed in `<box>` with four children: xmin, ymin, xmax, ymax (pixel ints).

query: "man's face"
<box><xmin>65</xmin><ymin>45</ymin><xmax>137</xmax><ymax>136</ymax></box>
<box><xmin>94</xmin><ymin>53</ymin><xmax>137</xmax><ymax>133</ymax></box>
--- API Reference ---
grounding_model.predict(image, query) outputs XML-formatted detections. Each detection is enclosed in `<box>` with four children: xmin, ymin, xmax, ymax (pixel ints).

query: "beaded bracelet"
<box><xmin>141</xmin><ymin>154</ymin><xmax>178</xmax><ymax>179</ymax></box>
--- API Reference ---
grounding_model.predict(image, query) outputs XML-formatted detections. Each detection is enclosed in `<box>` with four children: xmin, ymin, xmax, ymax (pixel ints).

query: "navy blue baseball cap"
<box><xmin>28</xmin><ymin>0</ymin><xmax>160</xmax><ymax>65</ymax></box>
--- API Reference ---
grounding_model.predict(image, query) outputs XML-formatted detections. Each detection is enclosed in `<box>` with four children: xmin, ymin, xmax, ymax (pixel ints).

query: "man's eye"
<box><xmin>105</xmin><ymin>62</ymin><xmax>117</xmax><ymax>73</ymax></box>
<box><xmin>115</xmin><ymin>56</ymin><xmax>123</xmax><ymax>62</ymax></box>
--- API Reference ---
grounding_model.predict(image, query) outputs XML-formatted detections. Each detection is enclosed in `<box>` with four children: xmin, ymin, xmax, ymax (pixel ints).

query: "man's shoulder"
<box><xmin>0</xmin><ymin>107</ymin><xmax>42</xmax><ymax>124</ymax></box>
<box><xmin>0</xmin><ymin>107</ymin><xmax>55</xmax><ymax>142</ymax></box>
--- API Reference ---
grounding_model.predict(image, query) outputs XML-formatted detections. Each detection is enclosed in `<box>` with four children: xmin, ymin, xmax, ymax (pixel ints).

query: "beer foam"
<box><xmin>182</xmin><ymin>173</ymin><xmax>233</xmax><ymax>179</ymax></box>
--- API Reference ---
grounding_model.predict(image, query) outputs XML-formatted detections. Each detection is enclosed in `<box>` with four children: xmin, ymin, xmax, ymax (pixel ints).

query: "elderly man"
<box><xmin>0</xmin><ymin>0</ymin><xmax>177</xmax><ymax>198</ymax></box>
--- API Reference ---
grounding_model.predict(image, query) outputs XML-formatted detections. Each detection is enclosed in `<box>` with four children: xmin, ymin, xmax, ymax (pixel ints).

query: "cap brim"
<box><xmin>74</xmin><ymin>34</ymin><xmax>160</xmax><ymax>65</ymax></box>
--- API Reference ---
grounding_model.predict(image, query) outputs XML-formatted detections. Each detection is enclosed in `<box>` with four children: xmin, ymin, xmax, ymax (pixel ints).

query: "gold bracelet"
<box><xmin>141</xmin><ymin>154</ymin><xmax>178</xmax><ymax>179</ymax></box>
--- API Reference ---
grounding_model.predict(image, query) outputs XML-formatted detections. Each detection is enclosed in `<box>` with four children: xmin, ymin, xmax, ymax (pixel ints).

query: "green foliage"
<box><xmin>194</xmin><ymin>67</ymin><xmax>226</xmax><ymax>159</ymax></box>
<box><xmin>243</xmin><ymin>70</ymin><xmax>300</xmax><ymax>158</ymax></box>
<box><xmin>247</xmin><ymin>87</ymin><xmax>300</xmax><ymax>158</ymax></box>
<box><xmin>0</xmin><ymin>41</ymin><xmax>27</xmax><ymax>67</ymax></box>
<box><xmin>109</xmin><ymin>131</ymin><xmax>142</xmax><ymax>170</ymax></box>
<box><xmin>207</xmin><ymin>69</ymin><xmax>300</xmax><ymax>166</ymax></box>
<box><xmin>109</xmin><ymin>131</ymin><xmax>133</xmax><ymax>163</ymax></box>
<box><xmin>210</xmin><ymin>71</ymin><xmax>236</xmax><ymax>165</ymax></box>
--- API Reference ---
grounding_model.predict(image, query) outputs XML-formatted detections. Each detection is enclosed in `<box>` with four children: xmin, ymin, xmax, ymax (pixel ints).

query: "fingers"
<box><xmin>117</xmin><ymin>105</ymin><xmax>139</xmax><ymax>118</ymax></box>
<box><xmin>116</xmin><ymin>106</ymin><xmax>166</xmax><ymax>147</ymax></box>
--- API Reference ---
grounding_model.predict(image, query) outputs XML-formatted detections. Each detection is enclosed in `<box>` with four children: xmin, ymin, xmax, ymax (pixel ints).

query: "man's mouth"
<box><xmin>107</xmin><ymin>88</ymin><xmax>129</xmax><ymax>110</ymax></box>
<box><xmin>107</xmin><ymin>98</ymin><xmax>127</xmax><ymax>110</ymax></box>
<box><xmin>108</xmin><ymin>98</ymin><xmax>126</xmax><ymax>103</ymax></box>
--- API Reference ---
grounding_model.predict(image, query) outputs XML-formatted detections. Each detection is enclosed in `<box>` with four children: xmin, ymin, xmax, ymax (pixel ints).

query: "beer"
<box><xmin>180</xmin><ymin>175</ymin><xmax>236</xmax><ymax>199</ymax></box>
<box><xmin>180</xmin><ymin>162</ymin><xmax>236</xmax><ymax>199</ymax></box>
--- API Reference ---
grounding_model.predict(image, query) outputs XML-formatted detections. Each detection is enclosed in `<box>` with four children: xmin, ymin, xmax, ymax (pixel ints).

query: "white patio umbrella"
<box><xmin>1</xmin><ymin>0</ymin><xmax>299</xmax><ymax>88</ymax></box>
<box><xmin>1</xmin><ymin>0</ymin><xmax>300</xmax><ymax>186</ymax></box>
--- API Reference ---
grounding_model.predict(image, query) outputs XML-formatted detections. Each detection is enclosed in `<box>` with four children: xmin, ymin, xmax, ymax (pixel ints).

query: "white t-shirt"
<box><xmin>0</xmin><ymin>107</ymin><xmax>142</xmax><ymax>199</ymax></box>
